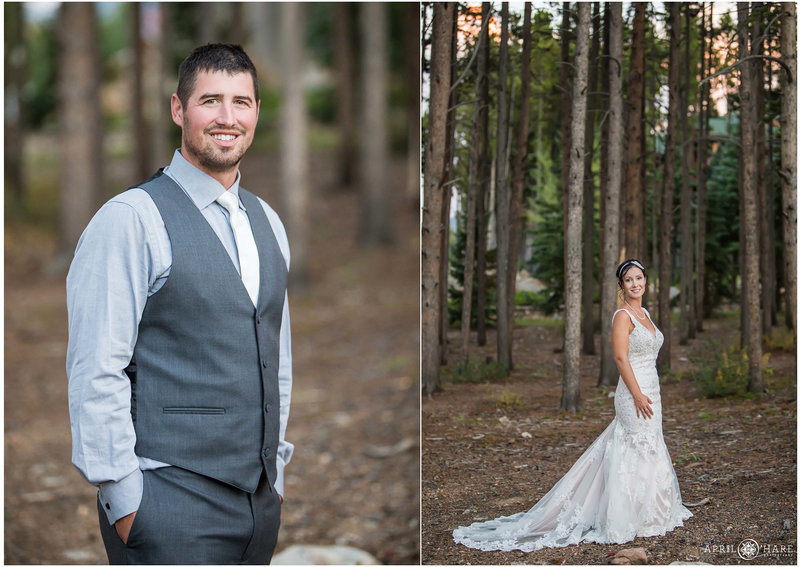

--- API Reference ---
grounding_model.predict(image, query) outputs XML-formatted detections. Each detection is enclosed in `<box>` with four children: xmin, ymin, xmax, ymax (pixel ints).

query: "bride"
<box><xmin>453</xmin><ymin>259</ymin><xmax>692</xmax><ymax>552</ymax></box>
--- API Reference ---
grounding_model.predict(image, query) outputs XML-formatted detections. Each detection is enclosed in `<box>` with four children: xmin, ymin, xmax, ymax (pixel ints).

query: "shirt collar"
<box><xmin>164</xmin><ymin>149</ymin><xmax>244</xmax><ymax>211</ymax></box>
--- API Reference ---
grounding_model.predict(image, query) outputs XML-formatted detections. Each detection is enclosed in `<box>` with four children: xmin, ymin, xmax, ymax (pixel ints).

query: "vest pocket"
<box><xmin>162</xmin><ymin>407</ymin><xmax>226</xmax><ymax>415</ymax></box>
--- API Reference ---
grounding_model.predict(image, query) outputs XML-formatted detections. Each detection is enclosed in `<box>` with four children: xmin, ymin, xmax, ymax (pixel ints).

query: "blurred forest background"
<box><xmin>5</xmin><ymin>2</ymin><xmax>419</xmax><ymax>564</ymax></box>
<box><xmin>421</xmin><ymin>3</ymin><xmax>795</xmax><ymax>563</ymax></box>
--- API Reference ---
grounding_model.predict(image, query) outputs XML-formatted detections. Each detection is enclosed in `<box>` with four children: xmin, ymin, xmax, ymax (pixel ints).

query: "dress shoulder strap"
<box><xmin>612</xmin><ymin>308</ymin><xmax>636</xmax><ymax>326</ymax></box>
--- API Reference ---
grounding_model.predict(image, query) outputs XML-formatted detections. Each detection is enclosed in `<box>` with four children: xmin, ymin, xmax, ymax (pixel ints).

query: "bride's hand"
<box><xmin>634</xmin><ymin>392</ymin><xmax>654</xmax><ymax>419</ymax></box>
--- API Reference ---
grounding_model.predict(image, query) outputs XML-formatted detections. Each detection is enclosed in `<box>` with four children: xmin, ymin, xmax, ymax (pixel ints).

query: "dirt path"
<box><xmin>4</xmin><ymin>153</ymin><xmax>420</xmax><ymax>564</ymax></box>
<box><xmin>422</xmin><ymin>316</ymin><xmax>796</xmax><ymax>565</ymax></box>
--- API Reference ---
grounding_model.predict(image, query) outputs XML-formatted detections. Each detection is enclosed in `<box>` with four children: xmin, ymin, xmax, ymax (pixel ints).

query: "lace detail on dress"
<box><xmin>453</xmin><ymin>307</ymin><xmax>692</xmax><ymax>552</ymax></box>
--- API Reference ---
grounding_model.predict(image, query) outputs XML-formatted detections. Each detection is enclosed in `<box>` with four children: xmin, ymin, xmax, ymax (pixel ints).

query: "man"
<box><xmin>66</xmin><ymin>43</ymin><xmax>293</xmax><ymax>564</ymax></box>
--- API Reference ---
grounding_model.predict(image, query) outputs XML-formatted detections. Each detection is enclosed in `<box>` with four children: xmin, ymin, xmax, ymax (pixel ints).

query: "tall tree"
<box><xmin>404</xmin><ymin>3</ymin><xmax>421</xmax><ymax>205</ymax></box>
<box><xmin>132</xmin><ymin>4</ymin><xmax>150</xmax><ymax>180</ymax></box>
<box><xmin>561</xmin><ymin>2</ymin><xmax>590</xmax><ymax>413</ymax></box>
<box><xmin>359</xmin><ymin>3</ymin><xmax>392</xmax><ymax>245</ymax></box>
<box><xmin>581</xmin><ymin>2</ymin><xmax>600</xmax><ymax>355</ymax></box>
<box><xmin>280</xmin><ymin>3</ymin><xmax>310</xmax><ymax>288</ymax></box>
<box><xmin>599</xmin><ymin>2</ymin><xmax>624</xmax><ymax>387</ymax></box>
<box><xmin>440</xmin><ymin>8</ymin><xmax>459</xmax><ymax>365</ymax></box>
<box><xmin>752</xmin><ymin>3</ymin><xmax>774</xmax><ymax>335</ymax></box>
<box><xmin>507</xmin><ymin>2</ymin><xmax>533</xmax><ymax>369</ymax></box>
<box><xmin>559</xmin><ymin>2</ymin><xmax>573</xmax><ymax>217</ymax></box>
<box><xmin>678</xmin><ymin>3</ymin><xmax>694</xmax><ymax>344</ymax></box>
<box><xmin>695</xmin><ymin>2</ymin><xmax>710</xmax><ymax>330</ymax></box>
<box><xmin>4</xmin><ymin>2</ymin><xmax>26</xmax><ymax>209</ymax></box>
<box><xmin>460</xmin><ymin>5</ymin><xmax>491</xmax><ymax>363</ymax></box>
<box><xmin>623</xmin><ymin>3</ymin><xmax>647</xmax><ymax>262</ymax></box>
<box><xmin>657</xmin><ymin>3</ymin><xmax>681</xmax><ymax>373</ymax></box>
<box><xmin>495</xmin><ymin>2</ymin><xmax>512</xmax><ymax>371</ymax></box>
<box><xmin>780</xmin><ymin>2</ymin><xmax>797</xmax><ymax>337</ymax></box>
<box><xmin>333</xmin><ymin>3</ymin><xmax>356</xmax><ymax>188</ymax></box>
<box><xmin>475</xmin><ymin>3</ymin><xmax>492</xmax><ymax>347</ymax></box>
<box><xmin>422</xmin><ymin>3</ymin><xmax>455</xmax><ymax>396</ymax></box>
<box><xmin>150</xmin><ymin>4</ymin><xmax>170</xmax><ymax>170</ymax></box>
<box><xmin>738</xmin><ymin>2</ymin><xmax>764</xmax><ymax>393</ymax></box>
<box><xmin>56</xmin><ymin>3</ymin><xmax>104</xmax><ymax>269</ymax></box>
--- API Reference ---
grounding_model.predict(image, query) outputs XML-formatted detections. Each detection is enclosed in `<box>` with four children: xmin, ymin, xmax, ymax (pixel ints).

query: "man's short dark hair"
<box><xmin>176</xmin><ymin>43</ymin><xmax>259</xmax><ymax>107</ymax></box>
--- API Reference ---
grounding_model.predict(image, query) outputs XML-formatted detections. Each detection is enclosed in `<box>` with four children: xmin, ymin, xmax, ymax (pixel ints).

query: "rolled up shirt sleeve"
<box><xmin>66</xmin><ymin>199</ymin><xmax>156</xmax><ymax>524</ymax></box>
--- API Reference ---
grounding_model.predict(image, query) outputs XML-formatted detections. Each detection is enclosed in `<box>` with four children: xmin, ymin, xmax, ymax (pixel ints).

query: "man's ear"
<box><xmin>171</xmin><ymin>94</ymin><xmax>184</xmax><ymax>127</ymax></box>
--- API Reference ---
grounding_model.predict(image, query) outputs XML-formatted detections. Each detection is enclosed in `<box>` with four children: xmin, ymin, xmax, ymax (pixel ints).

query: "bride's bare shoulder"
<box><xmin>612</xmin><ymin>309</ymin><xmax>635</xmax><ymax>333</ymax></box>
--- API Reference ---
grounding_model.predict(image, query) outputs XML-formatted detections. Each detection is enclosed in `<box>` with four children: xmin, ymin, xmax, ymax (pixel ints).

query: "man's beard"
<box><xmin>183</xmin><ymin>126</ymin><xmax>249</xmax><ymax>173</ymax></box>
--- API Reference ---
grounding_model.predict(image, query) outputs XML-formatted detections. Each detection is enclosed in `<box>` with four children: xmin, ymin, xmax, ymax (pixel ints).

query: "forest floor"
<box><xmin>422</xmin><ymin>314</ymin><xmax>796</xmax><ymax>565</ymax></box>
<box><xmin>4</xmin><ymin>152</ymin><xmax>420</xmax><ymax>564</ymax></box>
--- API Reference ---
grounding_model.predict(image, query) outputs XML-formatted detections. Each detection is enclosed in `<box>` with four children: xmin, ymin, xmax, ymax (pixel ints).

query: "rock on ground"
<box><xmin>272</xmin><ymin>544</ymin><xmax>380</xmax><ymax>565</ymax></box>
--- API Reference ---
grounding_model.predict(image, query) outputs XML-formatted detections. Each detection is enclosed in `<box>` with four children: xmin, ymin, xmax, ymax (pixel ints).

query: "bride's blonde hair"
<box><xmin>615</xmin><ymin>258</ymin><xmax>647</xmax><ymax>307</ymax></box>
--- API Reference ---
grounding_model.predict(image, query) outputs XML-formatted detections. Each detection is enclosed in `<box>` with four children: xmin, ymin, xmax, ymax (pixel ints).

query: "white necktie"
<box><xmin>216</xmin><ymin>191</ymin><xmax>260</xmax><ymax>307</ymax></box>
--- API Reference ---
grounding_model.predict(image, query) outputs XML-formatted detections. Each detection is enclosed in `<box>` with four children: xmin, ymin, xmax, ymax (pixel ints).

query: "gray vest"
<box><xmin>125</xmin><ymin>171</ymin><xmax>287</xmax><ymax>494</ymax></box>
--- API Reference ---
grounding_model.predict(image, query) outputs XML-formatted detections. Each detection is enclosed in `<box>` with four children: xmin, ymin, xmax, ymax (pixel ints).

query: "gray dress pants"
<box><xmin>98</xmin><ymin>466</ymin><xmax>281</xmax><ymax>565</ymax></box>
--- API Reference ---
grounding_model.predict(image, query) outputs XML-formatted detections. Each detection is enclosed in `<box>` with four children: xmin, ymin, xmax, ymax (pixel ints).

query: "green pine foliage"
<box><xmin>705</xmin><ymin>122</ymin><xmax>741</xmax><ymax>309</ymax></box>
<box><xmin>447</xmin><ymin>199</ymin><xmax>497</xmax><ymax>328</ymax></box>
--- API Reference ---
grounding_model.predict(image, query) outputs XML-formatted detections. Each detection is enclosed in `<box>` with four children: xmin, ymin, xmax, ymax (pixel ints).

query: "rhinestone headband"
<box><xmin>616</xmin><ymin>259</ymin><xmax>645</xmax><ymax>280</ymax></box>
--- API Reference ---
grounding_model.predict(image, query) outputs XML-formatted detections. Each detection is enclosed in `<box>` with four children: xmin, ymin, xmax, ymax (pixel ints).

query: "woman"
<box><xmin>453</xmin><ymin>259</ymin><xmax>692</xmax><ymax>552</ymax></box>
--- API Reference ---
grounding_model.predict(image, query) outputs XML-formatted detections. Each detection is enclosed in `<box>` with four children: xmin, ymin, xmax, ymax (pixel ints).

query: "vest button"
<box><xmin>261</xmin><ymin>359</ymin><xmax>267</xmax><ymax>369</ymax></box>
<box><xmin>257</xmin><ymin>316</ymin><xmax>262</xmax><ymax>325</ymax></box>
<box><xmin>262</xmin><ymin>448</ymin><xmax>269</xmax><ymax>457</ymax></box>
<box><xmin>264</xmin><ymin>403</ymin><xmax>270</xmax><ymax>413</ymax></box>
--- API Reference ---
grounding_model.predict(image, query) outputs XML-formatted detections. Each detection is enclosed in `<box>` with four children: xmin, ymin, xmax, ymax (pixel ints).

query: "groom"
<box><xmin>66</xmin><ymin>43</ymin><xmax>293</xmax><ymax>564</ymax></box>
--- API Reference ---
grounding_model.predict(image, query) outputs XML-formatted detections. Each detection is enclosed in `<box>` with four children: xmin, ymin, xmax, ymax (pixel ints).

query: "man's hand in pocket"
<box><xmin>115</xmin><ymin>511</ymin><xmax>137</xmax><ymax>544</ymax></box>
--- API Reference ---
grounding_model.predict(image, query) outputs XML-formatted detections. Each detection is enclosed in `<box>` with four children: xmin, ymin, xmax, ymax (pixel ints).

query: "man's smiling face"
<box><xmin>171</xmin><ymin>69</ymin><xmax>260</xmax><ymax>181</ymax></box>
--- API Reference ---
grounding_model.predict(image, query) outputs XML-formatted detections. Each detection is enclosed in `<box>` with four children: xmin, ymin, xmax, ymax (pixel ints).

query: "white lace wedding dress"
<box><xmin>453</xmin><ymin>307</ymin><xmax>692</xmax><ymax>552</ymax></box>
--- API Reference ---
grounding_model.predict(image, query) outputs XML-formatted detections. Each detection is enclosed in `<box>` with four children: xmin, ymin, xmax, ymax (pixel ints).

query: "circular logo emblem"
<box><xmin>738</xmin><ymin>539</ymin><xmax>760</xmax><ymax>560</ymax></box>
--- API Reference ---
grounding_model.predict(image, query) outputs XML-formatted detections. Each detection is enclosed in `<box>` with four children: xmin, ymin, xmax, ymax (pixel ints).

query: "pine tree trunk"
<box><xmin>507</xmin><ymin>2</ymin><xmax>533</xmax><ymax>369</ymax></box>
<box><xmin>495</xmin><ymin>2</ymin><xmax>512</xmax><ymax>372</ymax></box>
<box><xmin>132</xmin><ymin>4</ymin><xmax>149</xmax><ymax>180</ymax></box>
<box><xmin>559</xmin><ymin>3</ymin><xmax>573</xmax><ymax>243</ymax></box>
<box><xmin>56</xmin><ymin>3</ymin><xmax>104</xmax><ymax>269</ymax></box>
<box><xmin>476</xmin><ymin>3</ymin><xmax>491</xmax><ymax>347</ymax></box>
<box><xmin>229</xmin><ymin>2</ymin><xmax>243</xmax><ymax>45</ymax></box>
<box><xmin>657</xmin><ymin>3</ymin><xmax>681</xmax><ymax>374</ymax></box>
<box><xmin>752</xmin><ymin>3</ymin><xmax>773</xmax><ymax>336</ymax></box>
<box><xmin>696</xmin><ymin>2</ymin><xmax>709</xmax><ymax>330</ymax></box>
<box><xmin>624</xmin><ymin>3</ymin><xmax>647</xmax><ymax>263</ymax></box>
<box><xmin>404</xmin><ymin>3</ymin><xmax>421</xmax><ymax>205</ymax></box>
<box><xmin>765</xmin><ymin>38</ymin><xmax>778</xmax><ymax>328</ymax></box>
<box><xmin>150</xmin><ymin>3</ymin><xmax>170</xmax><ymax>170</ymax></box>
<box><xmin>334</xmin><ymin>3</ymin><xmax>356</xmax><ymax>188</ymax></box>
<box><xmin>561</xmin><ymin>2</ymin><xmax>590</xmax><ymax>413</ymax></box>
<box><xmin>738</xmin><ymin>2</ymin><xmax>764</xmax><ymax>393</ymax></box>
<box><xmin>439</xmin><ymin>10</ymin><xmax>459</xmax><ymax>366</ymax></box>
<box><xmin>581</xmin><ymin>2</ymin><xmax>600</xmax><ymax>356</ymax></box>
<box><xmin>781</xmin><ymin>2</ymin><xmax>797</xmax><ymax>337</ymax></box>
<box><xmin>678</xmin><ymin>4</ymin><xmax>694</xmax><ymax>345</ymax></box>
<box><xmin>359</xmin><ymin>3</ymin><xmax>392</xmax><ymax>245</ymax></box>
<box><xmin>281</xmin><ymin>3</ymin><xmax>310</xmax><ymax>289</ymax></box>
<box><xmin>422</xmin><ymin>3</ymin><xmax>455</xmax><ymax>396</ymax></box>
<box><xmin>460</xmin><ymin>6</ymin><xmax>490</xmax><ymax>363</ymax></box>
<box><xmin>599</xmin><ymin>2</ymin><xmax>623</xmax><ymax>387</ymax></box>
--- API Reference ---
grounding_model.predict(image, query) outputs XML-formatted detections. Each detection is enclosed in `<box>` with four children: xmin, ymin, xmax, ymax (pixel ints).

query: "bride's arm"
<box><xmin>612</xmin><ymin>311</ymin><xmax>654</xmax><ymax>419</ymax></box>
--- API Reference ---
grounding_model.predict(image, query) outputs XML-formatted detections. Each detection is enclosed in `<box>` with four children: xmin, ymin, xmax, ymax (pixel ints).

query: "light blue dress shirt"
<box><xmin>66</xmin><ymin>150</ymin><xmax>294</xmax><ymax>525</ymax></box>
